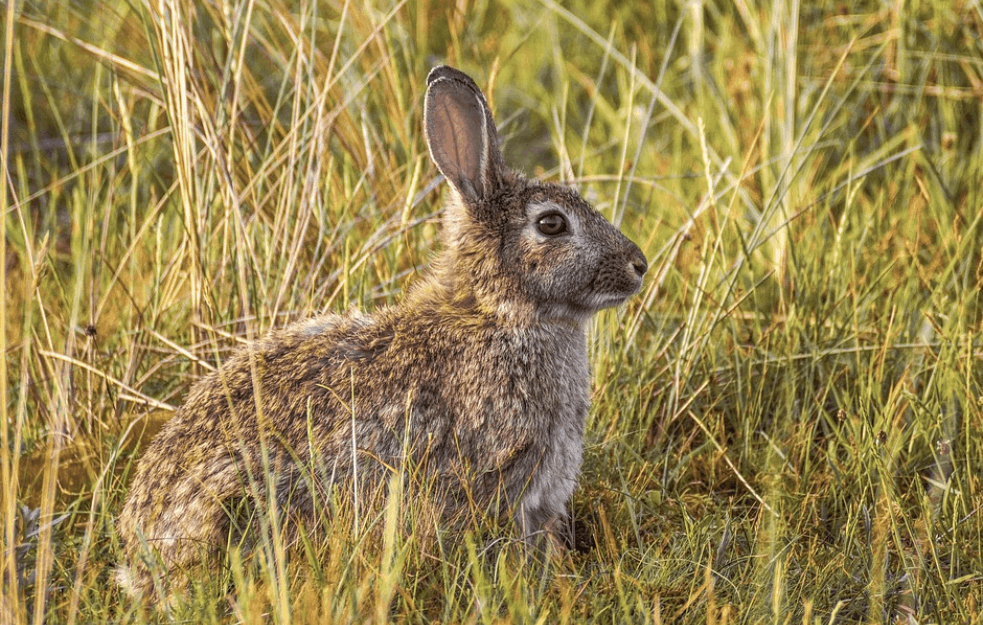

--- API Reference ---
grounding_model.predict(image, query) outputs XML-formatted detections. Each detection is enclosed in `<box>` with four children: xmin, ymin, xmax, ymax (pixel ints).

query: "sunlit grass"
<box><xmin>2</xmin><ymin>0</ymin><xmax>982</xmax><ymax>622</ymax></box>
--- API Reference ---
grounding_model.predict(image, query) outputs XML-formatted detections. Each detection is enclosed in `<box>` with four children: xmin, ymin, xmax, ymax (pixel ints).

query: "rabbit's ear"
<box><xmin>424</xmin><ymin>66</ymin><xmax>504</xmax><ymax>202</ymax></box>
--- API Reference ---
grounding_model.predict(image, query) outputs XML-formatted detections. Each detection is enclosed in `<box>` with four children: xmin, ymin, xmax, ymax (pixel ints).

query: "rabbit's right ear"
<box><xmin>424</xmin><ymin>66</ymin><xmax>504</xmax><ymax>202</ymax></box>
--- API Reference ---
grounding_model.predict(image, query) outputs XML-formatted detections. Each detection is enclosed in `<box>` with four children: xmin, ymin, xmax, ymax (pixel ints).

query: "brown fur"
<box><xmin>117</xmin><ymin>66</ymin><xmax>647</xmax><ymax>598</ymax></box>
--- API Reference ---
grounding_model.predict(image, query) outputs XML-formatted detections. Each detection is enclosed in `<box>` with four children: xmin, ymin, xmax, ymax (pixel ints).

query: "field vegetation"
<box><xmin>2</xmin><ymin>0</ymin><xmax>982</xmax><ymax>622</ymax></box>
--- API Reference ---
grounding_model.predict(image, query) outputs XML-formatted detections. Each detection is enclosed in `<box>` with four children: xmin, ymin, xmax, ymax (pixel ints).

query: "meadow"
<box><xmin>2</xmin><ymin>0</ymin><xmax>982</xmax><ymax>622</ymax></box>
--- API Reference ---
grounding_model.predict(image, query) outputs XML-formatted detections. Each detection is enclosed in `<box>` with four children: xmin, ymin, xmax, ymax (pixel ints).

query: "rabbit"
<box><xmin>116</xmin><ymin>65</ymin><xmax>648</xmax><ymax>599</ymax></box>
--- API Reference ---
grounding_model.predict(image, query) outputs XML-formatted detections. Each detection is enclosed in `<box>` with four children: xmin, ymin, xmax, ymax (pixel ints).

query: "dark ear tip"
<box><xmin>427</xmin><ymin>65</ymin><xmax>479</xmax><ymax>91</ymax></box>
<box><xmin>426</xmin><ymin>65</ymin><xmax>450</xmax><ymax>86</ymax></box>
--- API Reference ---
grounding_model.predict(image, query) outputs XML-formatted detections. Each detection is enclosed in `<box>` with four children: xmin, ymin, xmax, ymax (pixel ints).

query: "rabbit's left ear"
<box><xmin>424</xmin><ymin>66</ymin><xmax>504</xmax><ymax>202</ymax></box>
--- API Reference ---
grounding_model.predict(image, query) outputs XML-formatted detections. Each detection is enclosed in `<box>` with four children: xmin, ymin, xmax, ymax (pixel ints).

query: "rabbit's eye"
<box><xmin>536</xmin><ymin>213</ymin><xmax>568</xmax><ymax>236</ymax></box>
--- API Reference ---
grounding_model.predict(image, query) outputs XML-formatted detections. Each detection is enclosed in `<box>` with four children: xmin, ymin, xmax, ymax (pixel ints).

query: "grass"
<box><xmin>2</xmin><ymin>0</ymin><xmax>982</xmax><ymax>622</ymax></box>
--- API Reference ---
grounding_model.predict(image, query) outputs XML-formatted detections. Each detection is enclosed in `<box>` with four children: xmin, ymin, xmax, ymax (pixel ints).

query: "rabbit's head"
<box><xmin>423</xmin><ymin>66</ymin><xmax>647</xmax><ymax>324</ymax></box>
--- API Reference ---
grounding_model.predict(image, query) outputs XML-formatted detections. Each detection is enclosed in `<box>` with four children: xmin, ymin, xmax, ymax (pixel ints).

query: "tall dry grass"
<box><xmin>2</xmin><ymin>0</ymin><xmax>982</xmax><ymax>622</ymax></box>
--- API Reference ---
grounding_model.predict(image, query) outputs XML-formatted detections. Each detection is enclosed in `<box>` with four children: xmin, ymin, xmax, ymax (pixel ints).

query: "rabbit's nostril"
<box><xmin>631</xmin><ymin>259</ymin><xmax>647</xmax><ymax>278</ymax></box>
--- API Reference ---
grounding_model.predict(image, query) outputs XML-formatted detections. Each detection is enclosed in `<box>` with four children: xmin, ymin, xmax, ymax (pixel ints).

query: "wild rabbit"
<box><xmin>117</xmin><ymin>65</ymin><xmax>647</xmax><ymax>598</ymax></box>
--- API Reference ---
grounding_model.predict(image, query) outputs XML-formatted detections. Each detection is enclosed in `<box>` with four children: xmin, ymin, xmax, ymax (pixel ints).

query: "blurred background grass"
<box><xmin>2</xmin><ymin>0</ymin><xmax>981</xmax><ymax>622</ymax></box>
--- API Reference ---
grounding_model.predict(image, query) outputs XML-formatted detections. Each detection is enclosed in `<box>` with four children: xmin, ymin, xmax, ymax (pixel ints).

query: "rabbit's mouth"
<box><xmin>582</xmin><ymin>265</ymin><xmax>646</xmax><ymax>312</ymax></box>
<box><xmin>585</xmin><ymin>291</ymin><xmax>638</xmax><ymax>312</ymax></box>
<box><xmin>543</xmin><ymin>291</ymin><xmax>637</xmax><ymax>321</ymax></box>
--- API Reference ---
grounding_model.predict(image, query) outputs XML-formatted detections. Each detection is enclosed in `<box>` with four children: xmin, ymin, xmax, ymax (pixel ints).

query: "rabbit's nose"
<box><xmin>629</xmin><ymin>248</ymin><xmax>648</xmax><ymax>279</ymax></box>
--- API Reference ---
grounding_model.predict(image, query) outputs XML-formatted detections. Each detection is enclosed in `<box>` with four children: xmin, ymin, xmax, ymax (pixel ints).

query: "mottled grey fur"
<box><xmin>117</xmin><ymin>65</ymin><xmax>647</xmax><ymax>597</ymax></box>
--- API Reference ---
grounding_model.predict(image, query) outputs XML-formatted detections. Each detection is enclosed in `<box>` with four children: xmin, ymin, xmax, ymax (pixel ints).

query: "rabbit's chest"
<box><xmin>519</xmin><ymin>397</ymin><xmax>587</xmax><ymax>513</ymax></box>
<box><xmin>498</xmin><ymin>347</ymin><xmax>591</xmax><ymax>524</ymax></box>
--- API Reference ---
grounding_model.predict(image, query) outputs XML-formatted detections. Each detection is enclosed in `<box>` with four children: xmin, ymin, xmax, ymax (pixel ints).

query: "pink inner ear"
<box><xmin>426</xmin><ymin>82</ymin><xmax>487</xmax><ymax>201</ymax></box>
